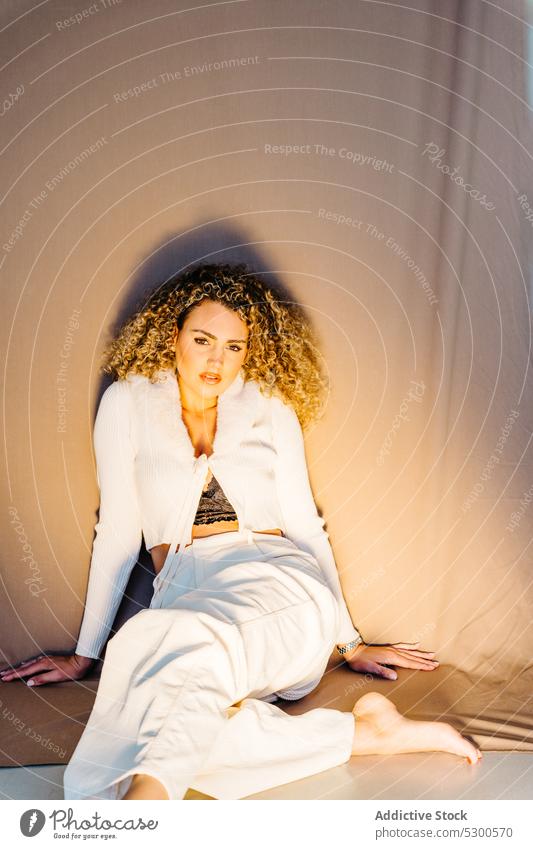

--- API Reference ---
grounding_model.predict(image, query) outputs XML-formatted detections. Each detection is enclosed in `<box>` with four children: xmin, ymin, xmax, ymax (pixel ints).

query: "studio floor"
<box><xmin>1</xmin><ymin>752</ymin><xmax>532</xmax><ymax>800</ymax></box>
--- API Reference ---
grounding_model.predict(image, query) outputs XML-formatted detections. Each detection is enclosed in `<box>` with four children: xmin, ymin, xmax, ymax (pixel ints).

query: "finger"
<box><xmin>394</xmin><ymin>649</ymin><xmax>439</xmax><ymax>663</ymax></box>
<box><xmin>364</xmin><ymin>661</ymin><xmax>398</xmax><ymax>681</ymax></box>
<box><xmin>393</xmin><ymin>649</ymin><xmax>439</xmax><ymax>664</ymax></box>
<box><xmin>1</xmin><ymin>661</ymin><xmax>50</xmax><ymax>679</ymax></box>
<box><xmin>393</xmin><ymin>647</ymin><xmax>439</xmax><ymax>661</ymax></box>
<box><xmin>373</xmin><ymin>650</ymin><xmax>436</xmax><ymax>669</ymax></box>
<box><xmin>378</xmin><ymin>648</ymin><xmax>438</xmax><ymax>663</ymax></box>
<box><xmin>390</xmin><ymin>643</ymin><xmax>438</xmax><ymax>655</ymax></box>
<box><xmin>26</xmin><ymin>668</ymin><xmax>67</xmax><ymax>687</ymax></box>
<box><xmin>370</xmin><ymin>649</ymin><xmax>438</xmax><ymax>668</ymax></box>
<box><xmin>0</xmin><ymin>661</ymin><xmax>55</xmax><ymax>681</ymax></box>
<box><xmin>21</xmin><ymin>655</ymin><xmax>47</xmax><ymax>667</ymax></box>
<box><xmin>0</xmin><ymin>655</ymin><xmax>46</xmax><ymax>675</ymax></box>
<box><xmin>392</xmin><ymin>646</ymin><xmax>437</xmax><ymax>656</ymax></box>
<box><xmin>387</xmin><ymin>654</ymin><xmax>439</xmax><ymax>670</ymax></box>
<box><xmin>375</xmin><ymin>664</ymin><xmax>398</xmax><ymax>680</ymax></box>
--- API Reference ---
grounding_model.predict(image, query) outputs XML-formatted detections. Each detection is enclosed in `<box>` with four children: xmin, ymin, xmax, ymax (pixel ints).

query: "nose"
<box><xmin>207</xmin><ymin>347</ymin><xmax>224</xmax><ymax>367</ymax></box>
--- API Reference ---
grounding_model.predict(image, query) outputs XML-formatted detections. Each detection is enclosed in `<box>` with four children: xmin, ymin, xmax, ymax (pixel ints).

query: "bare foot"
<box><xmin>122</xmin><ymin>773</ymin><xmax>170</xmax><ymax>800</ymax></box>
<box><xmin>351</xmin><ymin>692</ymin><xmax>482</xmax><ymax>765</ymax></box>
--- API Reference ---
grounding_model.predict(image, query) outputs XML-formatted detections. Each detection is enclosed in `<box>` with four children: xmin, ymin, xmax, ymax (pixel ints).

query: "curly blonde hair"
<box><xmin>101</xmin><ymin>263</ymin><xmax>328</xmax><ymax>428</ymax></box>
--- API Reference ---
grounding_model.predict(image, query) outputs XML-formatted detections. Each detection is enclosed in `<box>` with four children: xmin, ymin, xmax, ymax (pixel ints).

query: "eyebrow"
<box><xmin>190</xmin><ymin>328</ymin><xmax>248</xmax><ymax>344</ymax></box>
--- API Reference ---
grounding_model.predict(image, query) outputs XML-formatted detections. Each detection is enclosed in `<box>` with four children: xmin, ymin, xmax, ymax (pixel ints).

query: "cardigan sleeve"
<box><xmin>74</xmin><ymin>379</ymin><xmax>143</xmax><ymax>660</ymax></box>
<box><xmin>271</xmin><ymin>397</ymin><xmax>362</xmax><ymax>646</ymax></box>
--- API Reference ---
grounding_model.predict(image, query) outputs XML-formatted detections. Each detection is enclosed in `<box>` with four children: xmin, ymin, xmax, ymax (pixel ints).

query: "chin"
<box><xmin>197</xmin><ymin>379</ymin><xmax>225</xmax><ymax>396</ymax></box>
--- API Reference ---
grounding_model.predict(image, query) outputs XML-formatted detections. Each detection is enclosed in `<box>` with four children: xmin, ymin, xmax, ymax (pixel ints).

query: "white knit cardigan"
<box><xmin>75</xmin><ymin>367</ymin><xmax>361</xmax><ymax>661</ymax></box>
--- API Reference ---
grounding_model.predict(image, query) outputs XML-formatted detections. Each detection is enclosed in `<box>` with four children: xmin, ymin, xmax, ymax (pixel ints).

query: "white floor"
<box><xmin>1</xmin><ymin>752</ymin><xmax>532</xmax><ymax>800</ymax></box>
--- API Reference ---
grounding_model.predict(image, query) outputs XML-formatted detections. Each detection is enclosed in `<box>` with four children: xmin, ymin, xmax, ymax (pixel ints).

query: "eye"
<box><xmin>228</xmin><ymin>345</ymin><xmax>243</xmax><ymax>352</ymax></box>
<box><xmin>194</xmin><ymin>337</ymin><xmax>209</xmax><ymax>345</ymax></box>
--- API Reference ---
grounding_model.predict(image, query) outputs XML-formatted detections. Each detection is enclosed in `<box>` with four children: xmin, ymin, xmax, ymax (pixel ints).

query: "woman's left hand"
<box><xmin>343</xmin><ymin>641</ymin><xmax>439</xmax><ymax>680</ymax></box>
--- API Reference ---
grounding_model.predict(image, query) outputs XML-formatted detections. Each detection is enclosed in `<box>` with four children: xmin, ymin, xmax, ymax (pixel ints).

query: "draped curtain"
<box><xmin>1</xmin><ymin>0</ymin><xmax>532</xmax><ymax>762</ymax></box>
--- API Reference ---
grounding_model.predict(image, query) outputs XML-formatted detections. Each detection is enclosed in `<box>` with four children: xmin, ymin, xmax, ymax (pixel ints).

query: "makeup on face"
<box><xmin>174</xmin><ymin>300</ymin><xmax>248</xmax><ymax>410</ymax></box>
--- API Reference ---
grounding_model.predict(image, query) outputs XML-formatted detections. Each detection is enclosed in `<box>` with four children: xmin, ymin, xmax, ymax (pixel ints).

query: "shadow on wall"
<box><xmin>97</xmin><ymin>218</ymin><xmax>300</xmax><ymax>399</ymax></box>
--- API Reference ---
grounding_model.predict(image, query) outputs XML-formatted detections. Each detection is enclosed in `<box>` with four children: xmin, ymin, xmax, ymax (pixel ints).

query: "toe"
<box><xmin>463</xmin><ymin>741</ymin><xmax>481</xmax><ymax>764</ymax></box>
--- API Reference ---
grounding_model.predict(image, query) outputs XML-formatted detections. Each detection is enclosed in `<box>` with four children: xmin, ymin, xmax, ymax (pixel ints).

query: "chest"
<box><xmin>129</xmin><ymin>373</ymin><xmax>277</xmax><ymax>471</ymax></box>
<box><xmin>181</xmin><ymin>408</ymin><xmax>217</xmax><ymax>458</ymax></box>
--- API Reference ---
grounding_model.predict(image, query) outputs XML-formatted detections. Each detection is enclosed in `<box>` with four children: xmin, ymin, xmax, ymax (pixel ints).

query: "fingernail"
<box><xmin>27</xmin><ymin>680</ymin><xmax>35</xmax><ymax>687</ymax></box>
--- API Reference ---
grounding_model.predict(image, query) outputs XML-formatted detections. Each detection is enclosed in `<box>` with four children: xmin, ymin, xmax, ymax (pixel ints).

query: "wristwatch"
<box><xmin>336</xmin><ymin>635</ymin><xmax>363</xmax><ymax>656</ymax></box>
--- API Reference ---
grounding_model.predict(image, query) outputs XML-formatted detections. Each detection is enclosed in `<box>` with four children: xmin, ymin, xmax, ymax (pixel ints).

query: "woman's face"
<box><xmin>173</xmin><ymin>299</ymin><xmax>249</xmax><ymax>406</ymax></box>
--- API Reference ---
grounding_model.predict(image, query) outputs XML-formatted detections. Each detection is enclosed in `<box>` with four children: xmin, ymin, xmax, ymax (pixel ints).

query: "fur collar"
<box><xmin>125</xmin><ymin>367</ymin><xmax>263</xmax><ymax>460</ymax></box>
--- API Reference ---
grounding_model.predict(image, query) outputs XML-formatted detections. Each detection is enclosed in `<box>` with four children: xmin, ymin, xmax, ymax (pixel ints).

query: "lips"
<box><xmin>200</xmin><ymin>372</ymin><xmax>222</xmax><ymax>384</ymax></box>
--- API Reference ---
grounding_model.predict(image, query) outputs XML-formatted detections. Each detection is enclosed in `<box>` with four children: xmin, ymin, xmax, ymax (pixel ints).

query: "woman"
<box><xmin>1</xmin><ymin>264</ymin><xmax>481</xmax><ymax>800</ymax></box>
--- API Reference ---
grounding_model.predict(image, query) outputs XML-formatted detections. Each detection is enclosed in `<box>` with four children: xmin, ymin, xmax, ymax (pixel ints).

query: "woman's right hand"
<box><xmin>0</xmin><ymin>653</ymin><xmax>96</xmax><ymax>687</ymax></box>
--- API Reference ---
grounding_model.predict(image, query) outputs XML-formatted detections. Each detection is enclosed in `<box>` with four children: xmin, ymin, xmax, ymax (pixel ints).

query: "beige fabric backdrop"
<box><xmin>1</xmin><ymin>0</ymin><xmax>533</xmax><ymax>759</ymax></box>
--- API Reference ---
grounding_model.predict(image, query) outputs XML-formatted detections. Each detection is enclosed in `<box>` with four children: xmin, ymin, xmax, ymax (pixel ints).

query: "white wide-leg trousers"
<box><xmin>63</xmin><ymin>531</ymin><xmax>355</xmax><ymax>800</ymax></box>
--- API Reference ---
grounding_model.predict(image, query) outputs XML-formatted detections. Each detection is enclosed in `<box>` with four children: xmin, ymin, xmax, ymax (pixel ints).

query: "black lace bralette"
<box><xmin>193</xmin><ymin>473</ymin><xmax>238</xmax><ymax>525</ymax></box>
